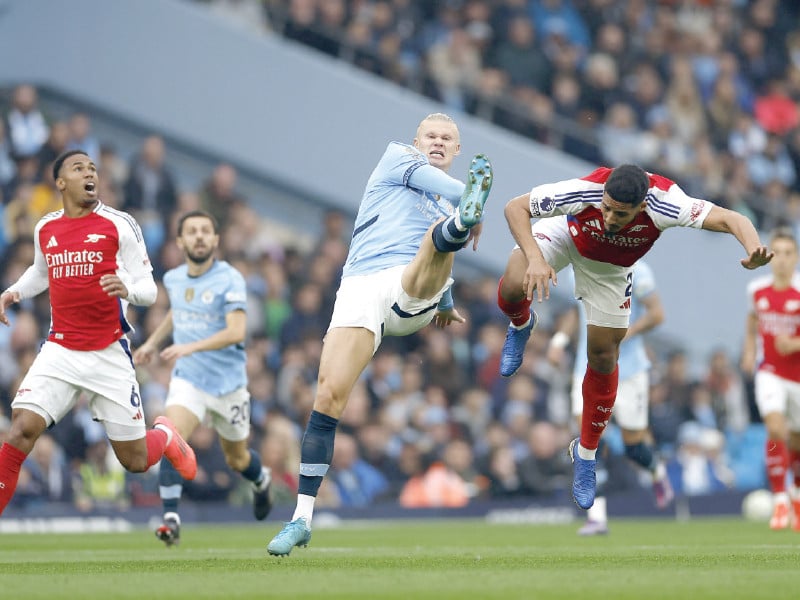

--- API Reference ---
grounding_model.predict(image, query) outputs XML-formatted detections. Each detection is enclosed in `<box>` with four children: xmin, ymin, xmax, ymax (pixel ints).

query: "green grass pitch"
<box><xmin>1</xmin><ymin>517</ymin><xmax>799</xmax><ymax>599</ymax></box>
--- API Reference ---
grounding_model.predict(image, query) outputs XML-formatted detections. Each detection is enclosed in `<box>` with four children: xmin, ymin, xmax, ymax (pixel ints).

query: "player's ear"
<box><xmin>639</xmin><ymin>199</ymin><xmax>647</xmax><ymax>212</ymax></box>
<box><xmin>454</xmin><ymin>142</ymin><xmax>460</xmax><ymax>156</ymax></box>
<box><xmin>55</xmin><ymin>177</ymin><xmax>65</xmax><ymax>191</ymax></box>
<box><xmin>412</xmin><ymin>137</ymin><xmax>420</xmax><ymax>150</ymax></box>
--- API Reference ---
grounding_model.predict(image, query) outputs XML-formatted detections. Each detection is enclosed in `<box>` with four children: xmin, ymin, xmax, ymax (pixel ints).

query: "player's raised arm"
<box><xmin>701</xmin><ymin>205</ymin><xmax>773</xmax><ymax>269</ymax></box>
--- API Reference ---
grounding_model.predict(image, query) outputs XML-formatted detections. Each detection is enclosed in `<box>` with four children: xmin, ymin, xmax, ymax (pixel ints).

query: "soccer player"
<box><xmin>133</xmin><ymin>210</ymin><xmax>272</xmax><ymax>546</ymax></box>
<box><xmin>267</xmin><ymin>113</ymin><xmax>492</xmax><ymax>555</ymax></box>
<box><xmin>740</xmin><ymin>227</ymin><xmax>800</xmax><ymax>531</ymax></box>
<box><xmin>0</xmin><ymin>149</ymin><xmax>196</xmax><ymax>517</ymax></box>
<box><xmin>496</xmin><ymin>163</ymin><xmax>772</xmax><ymax>510</ymax></box>
<box><xmin>547</xmin><ymin>260</ymin><xmax>673</xmax><ymax>535</ymax></box>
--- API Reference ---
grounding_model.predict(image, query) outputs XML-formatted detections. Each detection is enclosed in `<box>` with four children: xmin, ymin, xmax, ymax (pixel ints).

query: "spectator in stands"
<box><xmin>427</xmin><ymin>27</ymin><xmax>483</xmax><ymax>111</ymax></box>
<box><xmin>746</xmin><ymin>133</ymin><xmax>797</xmax><ymax>190</ymax></box>
<box><xmin>66</xmin><ymin>112</ymin><xmax>101</xmax><ymax>162</ymax></box>
<box><xmin>4</xmin><ymin>84</ymin><xmax>48</xmax><ymax>159</ymax></box>
<box><xmin>73</xmin><ymin>439</ymin><xmax>130</xmax><ymax>513</ymax></box>
<box><xmin>517</xmin><ymin>420</ymin><xmax>571</xmax><ymax>499</ymax></box>
<box><xmin>279</xmin><ymin>281</ymin><xmax>327</xmax><ymax>350</ymax></box>
<box><xmin>327</xmin><ymin>431</ymin><xmax>388</xmax><ymax>507</ymax></box>
<box><xmin>597</xmin><ymin>101</ymin><xmax>656</xmax><ymax>166</ymax></box>
<box><xmin>398</xmin><ymin>456</ymin><xmax>470</xmax><ymax>508</ymax></box>
<box><xmin>666</xmin><ymin>422</ymin><xmax>734</xmax><ymax>497</ymax></box>
<box><xmin>0</xmin><ymin>120</ymin><xmax>15</xmax><ymax>190</ymax></box>
<box><xmin>705</xmin><ymin>348</ymin><xmax>750</xmax><ymax>433</ymax></box>
<box><xmin>123</xmin><ymin>135</ymin><xmax>178</xmax><ymax>257</ymax></box>
<box><xmin>529</xmin><ymin>0</ymin><xmax>590</xmax><ymax>54</ymax></box>
<box><xmin>35</xmin><ymin>121</ymin><xmax>70</xmax><ymax>181</ymax></box>
<box><xmin>198</xmin><ymin>163</ymin><xmax>245</xmax><ymax>232</ymax></box>
<box><xmin>485</xmin><ymin>444</ymin><xmax>524</xmax><ymax>498</ymax></box>
<box><xmin>490</xmin><ymin>15</ymin><xmax>551</xmax><ymax>95</ymax></box>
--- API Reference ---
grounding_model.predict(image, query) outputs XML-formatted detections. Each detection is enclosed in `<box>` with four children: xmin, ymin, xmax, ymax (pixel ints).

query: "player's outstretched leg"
<box><xmin>155</xmin><ymin>512</ymin><xmax>181</xmax><ymax>547</ymax></box>
<box><xmin>500</xmin><ymin>310</ymin><xmax>538</xmax><ymax>377</ymax></box>
<box><xmin>267</xmin><ymin>517</ymin><xmax>312</xmax><ymax>556</ymax></box>
<box><xmin>459</xmin><ymin>154</ymin><xmax>493</xmax><ymax>227</ymax></box>
<box><xmin>253</xmin><ymin>466</ymin><xmax>273</xmax><ymax>521</ymax></box>
<box><xmin>154</xmin><ymin>416</ymin><xmax>197</xmax><ymax>480</ymax></box>
<box><xmin>652</xmin><ymin>462</ymin><xmax>675</xmax><ymax>509</ymax></box>
<box><xmin>569</xmin><ymin>437</ymin><xmax>597</xmax><ymax>509</ymax></box>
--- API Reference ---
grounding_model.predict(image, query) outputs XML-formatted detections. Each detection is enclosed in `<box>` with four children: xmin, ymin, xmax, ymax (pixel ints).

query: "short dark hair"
<box><xmin>52</xmin><ymin>149</ymin><xmax>89</xmax><ymax>181</ymax></box>
<box><xmin>605</xmin><ymin>164</ymin><xmax>650</xmax><ymax>206</ymax></box>
<box><xmin>177</xmin><ymin>210</ymin><xmax>218</xmax><ymax>236</ymax></box>
<box><xmin>770</xmin><ymin>226</ymin><xmax>797</xmax><ymax>247</ymax></box>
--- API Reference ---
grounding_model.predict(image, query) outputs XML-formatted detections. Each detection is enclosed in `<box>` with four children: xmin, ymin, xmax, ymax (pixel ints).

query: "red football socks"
<box><xmin>145</xmin><ymin>428</ymin><xmax>169</xmax><ymax>469</ymax></box>
<box><xmin>0</xmin><ymin>442</ymin><xmax>28</xmax><ymax>516</ymax></box>
<box><xmin>497</xmin><ymin>277</ymin><xmax>532</xmax><ymax>327</ymax></box>
<box><xmin>766</xmin><ymin>439</ymin><xmax>789</xmax><ymax>494</ymax></box>
<box><xmin>580</xmin><ymin>365</ymin><xmax>619</xmax><ymax>450</ymax></box>
<box><xmin>789</xmin><ymin>449</ymin><xmax>800</xmax><ymax>488</ymax></box>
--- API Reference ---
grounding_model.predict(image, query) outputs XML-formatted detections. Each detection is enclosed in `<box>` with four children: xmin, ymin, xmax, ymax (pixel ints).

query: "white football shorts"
<box><xmin>328</xmin><ymin>264</ymin><xmax>453</xmax><ymax>354</ymax></box>
<box><xmin>529</xmin><ymin>216</ymin><xmax>632</xmax><ymax>328</ymax></box>
<box><xmin>755</xmin><ymin>370</ymin><xmax>800</xmax><ymax>431</ymax></box>
<box><xmin>165</xmin><ymin>377</ymin><xmax>251</xmax><ymax>442</ymax></box>
<box><xmin>12</xmin><ymin>339</ymin><xmax>146</xmax><ymax>441</ymax></box>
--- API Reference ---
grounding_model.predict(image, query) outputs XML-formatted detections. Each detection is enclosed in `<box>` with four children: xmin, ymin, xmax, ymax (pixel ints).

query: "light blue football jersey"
<box><xmin>163</xmin><ymin>260</ymin><xmax>247</xmax><ymax>396</ymax></box>
<box><xmin>573</xmin><ymin>261</ymin><xmax>657</xmax><ymax>380</ymax></box>
<box><xmin>342</xmin><ymin>142</ymin><xmax>465</xmax><ymax>277</ymax></box>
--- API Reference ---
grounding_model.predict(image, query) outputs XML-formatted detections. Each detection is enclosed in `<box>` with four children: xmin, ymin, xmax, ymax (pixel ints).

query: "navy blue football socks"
<box><xmin>298</xmin><ymin>410</ymin><xmax>339</xmax><ymax>497</ymax></box>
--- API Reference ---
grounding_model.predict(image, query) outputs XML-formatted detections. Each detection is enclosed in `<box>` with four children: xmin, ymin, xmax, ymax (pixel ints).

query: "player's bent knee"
<box><xmin>119</xmin><ymin>454</ymin><xmax>149</xmax><ymax>473</ymax></box>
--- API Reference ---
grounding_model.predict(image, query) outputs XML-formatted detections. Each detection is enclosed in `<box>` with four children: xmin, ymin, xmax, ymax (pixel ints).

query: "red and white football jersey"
<box><xmin>26</xmin><ymin>202</ymin><xmax>153</xmax><ymax>351</ymax></box>
<box><xmin>747</xmin><ymin>273</ymin><xmax>800</xmax><ymax>382</ymax></box>
<box><xmin>527</xmin><ymin>167</ymin><xmax>714</xmax><ymax>267</ymax></box>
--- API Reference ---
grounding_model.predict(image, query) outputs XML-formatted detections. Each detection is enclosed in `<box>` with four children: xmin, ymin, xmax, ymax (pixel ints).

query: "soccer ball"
<box><xmin>741</xmin><ymin>489</ymin><xmax>773</xmax><ymax>522</ymax></box>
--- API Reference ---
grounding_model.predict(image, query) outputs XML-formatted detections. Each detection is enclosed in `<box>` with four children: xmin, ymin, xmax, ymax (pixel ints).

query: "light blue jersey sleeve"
<box><xmin>572</xmin><ymin>261</ymin><xmax>656</xmax><ymax>379</ymax></box>
<box><xmin>617</xmin><ymin>261</ymin><xmax>656</xmax><ymax>378</ymax></box>
<box><xmin>342</xmin><ymin>142</ymin><xmax>466</xmax><ymax>277</ymax></box>
<box><xmin>165</xmin><ymin>260</ymin><xmax>248</xmax><ymax>396</ymax></box>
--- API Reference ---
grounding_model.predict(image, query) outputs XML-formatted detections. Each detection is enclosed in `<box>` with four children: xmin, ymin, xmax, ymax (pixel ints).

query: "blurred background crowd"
<box><xmin>0</xmin><ymin>0</ymin><xmax>792</xmax><ymax>516</ymax></box>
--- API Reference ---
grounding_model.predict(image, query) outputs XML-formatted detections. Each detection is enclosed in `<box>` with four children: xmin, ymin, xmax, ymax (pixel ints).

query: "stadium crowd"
<box><xmin>3</xmin><ymin>0</ymin><xmax>795</xmax><ymax>516</ymax></box>
<box><xmin>244</xmin><ymin>0</ymin><xmax>800</xmax><ymax>237</ymax></box>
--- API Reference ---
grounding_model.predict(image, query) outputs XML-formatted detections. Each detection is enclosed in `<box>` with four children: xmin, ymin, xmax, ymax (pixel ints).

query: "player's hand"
<box><xmin>741</xmin><ymin>246</ymin><xmax>774</xmax><ymax>270</ymax></box>
<box><xmin>100</xmin><ymin>274</ymin><xmax>129</xmax><ymax>298</ymax></box>
<box><xmin>774</xmin><ymin>335</ymin><xmax>797</xmax><ymax>356</ymax></box>
<box><xmin>133</xmin><ymin>344</ymin><xmax>155</xmax><ymax>365</ymax></box>
<box><xmin>432</xmin><ymin>308</ymin><xmax>466</xmax><ymax>328</ymax></box>
<box><xmin>467</xmin><ymin>222</ymin><xmax>483</xmax><ymax>251</ymax></box>
<box><xmin>524</xmin><ymin>259</ymin><xmax>557</xmax><ymax>302</ymax></box>
<box><xmin>546</xmin><ymin>344</ymin><xmax>566</xmax><ymax>367</ymax></box>
<box><xmin>0</xmin><ymin>291</ymin><xmax>20</xmax><ymax>326</ymax></box>
<box><xmin>160</xmin><ymin>343</ymin><xmax>194</xmax><ymax>362</ymax></box>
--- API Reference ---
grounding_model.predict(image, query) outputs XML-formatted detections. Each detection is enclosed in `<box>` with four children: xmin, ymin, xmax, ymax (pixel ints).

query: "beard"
<box><xmin>186</xmin><ymin>248</ymin><xmax>214</xmax><ymax>264</ymax></box>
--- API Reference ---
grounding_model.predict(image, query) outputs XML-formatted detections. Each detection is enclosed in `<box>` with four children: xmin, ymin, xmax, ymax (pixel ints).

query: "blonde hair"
<box><xmin>416</xmin><ymin>113</ymin><xmax>460</xmax><ymax>140</ymax></box>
